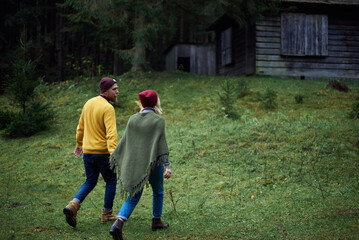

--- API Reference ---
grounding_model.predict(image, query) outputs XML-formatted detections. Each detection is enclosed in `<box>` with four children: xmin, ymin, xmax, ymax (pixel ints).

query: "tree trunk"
<box><xmin>131</xmin><ymin>11</ymin><xmax>145</xmax><ymax>72</ymax></box>
<box><xmin>58</xmin><ymin>7</ymin><xmax>64</xmax><ymax>82</ymax></box>
<box><xmin>113</xmin><ymin>53</ymin><xmax>122</xmax><ymax>75</ymax></box>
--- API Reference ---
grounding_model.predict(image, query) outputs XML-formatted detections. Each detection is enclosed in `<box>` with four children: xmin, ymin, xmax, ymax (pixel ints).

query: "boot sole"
<box><xmin>102</xmin><ymin>217</ymin><xmax>117</xmax><ymax>223</ymax></box>
<box><xmin>63</xmin><ymin>207</ymin><xmax>76</xmax><ymax>227</ymax></box>
<box><xmin>109</xmin><ymin>226</ymin><xmax>123</xmax><ymax>240</ymax></box>
<box><xmin>152</xmin><ymin>226</ymin><xmax>169</xmax><ymax>231</ymax></box>
<box><xmin>152</xmin><ymin>223</ymin><xmax>169</xmax><ymax>231</ymax></box>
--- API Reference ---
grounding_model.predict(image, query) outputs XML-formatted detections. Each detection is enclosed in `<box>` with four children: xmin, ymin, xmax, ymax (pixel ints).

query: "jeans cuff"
<box><xmin>118</xmin><ymin>215</ymin><xmax>128</xmax><ymax>221</ymax></box>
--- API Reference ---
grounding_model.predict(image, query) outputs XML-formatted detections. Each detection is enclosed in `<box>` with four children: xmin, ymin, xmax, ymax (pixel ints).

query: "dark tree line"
<box><xmin>0</xmin><ymin>0</ymin><xmax>278</xmax><ymax>88</ymax></box>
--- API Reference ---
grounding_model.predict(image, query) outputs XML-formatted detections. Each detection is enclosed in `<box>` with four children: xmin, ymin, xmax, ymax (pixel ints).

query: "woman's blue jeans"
<box><xmin>118</xmin><ymin>162</ymin><xmax>164</xmax><ymax>220</ymax></box>
<box><xmin>73</xmin><ymin>154</ymin><xmax>117</xmax><ymax>210</ymax></box>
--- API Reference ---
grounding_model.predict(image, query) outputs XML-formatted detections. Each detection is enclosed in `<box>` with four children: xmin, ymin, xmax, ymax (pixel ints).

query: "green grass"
<box><xmin>1</xmin><ymin>71</ymin><xmax>359</xmax><ymax>239</ymax></box>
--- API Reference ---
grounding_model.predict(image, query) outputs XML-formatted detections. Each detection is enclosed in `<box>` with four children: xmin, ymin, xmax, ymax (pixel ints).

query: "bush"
<box><xmin>295</xmin><ymin>94</ymin><xmax>304</xmax><ymax>104</ymax></box>
<box><xmin>5</xmin><ymin>102</ymin><xmax>54</xmax><ymax>137</ymax></box>
<box><xmin>3</xmin><ymin>39</ymin><xmax>54</xmax><ymax>138</ymax></box>
<box><xmin>349</xmin><ymin>101</ymin><xmax>359</xmax><ymax>119</ymax></box>
<box><xmin>218</xmin><ymin>79</ymin><xmax>238</xmax><ymax>118</ymax></box>
<box><xmin>0</xmin><ymin>109</ymin><xmax>12</xmax><ymax>130</ymax></box>
<box><xmin>6</xmin><ymin>41</ymin><xmax>40</xmax><ymax>113</ymax></box>
<box><xmin>237</xmin><ymin>78</ymin><xmax>249</xmax><ymax>99</ymax></box>
<box><xmin>261</xmin><ymin>89</ymin><xmax>278</xmax><ymax>110</ymax></box>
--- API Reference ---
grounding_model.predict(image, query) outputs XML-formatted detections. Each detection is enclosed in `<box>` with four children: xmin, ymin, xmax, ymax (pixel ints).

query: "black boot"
<box><xmin>110</xmin><ymin>218</ymin><xmax>124</xmax><ymax>240</ymax></box>
<box><xmin>152</xmin><ymin>218</ymin><xmax>169</xmax><ymax>231</ymax></box>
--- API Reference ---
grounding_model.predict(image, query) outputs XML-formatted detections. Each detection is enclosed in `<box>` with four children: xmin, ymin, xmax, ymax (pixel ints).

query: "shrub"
<box><xmin>261</xmin><ymin>89</ymin><xmax>278</xmax><ymax>110</ymax></box>
<box><xmin>5</xmin><ymin>102</ymin><xmax>54</xmax><ymax>138</ymax></box>
<box><xmin>218</xmin><ymin>79</ymin><xmax>238</xmax><ymax>118</ymax></box>
<box><xmin>237</xmin><ymin>78</ymin><xmax>249</xmax><ymax>99</ymax></box>
<box><xmin>6</xmin><ymin>41</ymin><xmax>40</xmax><ymax>113</ymax></box>
<box><xmin>295</xmin><ymin>94</ymin><xmax>304</xmax><ymax>104</ymax></box>
<box><xmin>3</xmin><ymin>39</ymin><xmax>54</xmax><ymax>138</ymax></box>
<box><xmin>348</xmin><ymin>101</ymin><xmax>359</xmax><ymax>119</ymax></box>
<box><xmin>0</xmin><ymin>109</ymin><xmax>12</xmax><ymax>130</ymax></box>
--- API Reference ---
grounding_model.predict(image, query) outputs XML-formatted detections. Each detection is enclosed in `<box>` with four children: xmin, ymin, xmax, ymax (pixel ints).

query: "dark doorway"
<box><xmin>177</xmin><ymin>57</ymin><xmax>190</xmax><ymax>72</ymax></box>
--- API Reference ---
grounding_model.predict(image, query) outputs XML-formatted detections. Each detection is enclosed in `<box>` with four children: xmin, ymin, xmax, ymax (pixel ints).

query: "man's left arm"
<box><xmin>104</xmin><ymin>106</ymin><xmax>118</xmax><ymax>154</ymax></box>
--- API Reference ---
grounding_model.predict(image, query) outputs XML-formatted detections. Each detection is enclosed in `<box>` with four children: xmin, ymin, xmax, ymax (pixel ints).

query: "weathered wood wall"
<box><xmin>216</xmin><ymin>25</ymin><xmax>256</xmax><ymax>76</ymax></box>
<box><xmin>256</xmin><ymin>15</ymin><xmax>359</xmax><ymax>80</ymax></box>
<box><xmin>165</xmin><ymin>44</ymin><xmax>216</xmax><ymax>76</ymax></box>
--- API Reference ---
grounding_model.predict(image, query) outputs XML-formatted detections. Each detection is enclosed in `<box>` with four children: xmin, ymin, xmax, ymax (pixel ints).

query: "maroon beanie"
<box><xmin>138</xmin><ymin>90</ymin><xmax>158</xmax><ymax>108</ymax></box>
<box><xmin>99</xmin><ymin>77</ymin><xmax>117</xmax><ymax>93</ymax></box>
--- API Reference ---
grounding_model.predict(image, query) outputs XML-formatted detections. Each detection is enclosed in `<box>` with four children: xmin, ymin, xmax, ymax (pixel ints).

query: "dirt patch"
<box><xmin>4</xmin><ymin>202</ymin><xmax>27</xmax><ymax>208</ymax></box>
<box><xmin>330</xmin><ymin>209</ymin><xmax>359</xmax><ymax>216</ymax></box>
<box><xmin>35</xmin><ymin>226</ymin><xmax>48</xmax><ymax>232</ymax></box>
<box><xmin>326</xmin><ymin>80</ymin><xmax>349</xmax><ymax>92</ymax></box>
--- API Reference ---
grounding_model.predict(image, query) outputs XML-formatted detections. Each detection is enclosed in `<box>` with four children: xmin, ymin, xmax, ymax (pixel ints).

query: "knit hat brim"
<box><xmin>138</xmin><ymin>90</ymin><xmax>158</xmax><ymax>108</ymax></box>
<box><xmin>100</xmin><ymin>78</ymin><xmax>117</xmax><ymax>93</ymax></box>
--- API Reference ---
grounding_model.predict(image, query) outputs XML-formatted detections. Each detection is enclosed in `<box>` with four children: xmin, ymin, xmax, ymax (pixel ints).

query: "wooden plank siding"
<box><xmin>256</xmin><ymin>15</ymin><xmax>359</xmax><ymax>79</ymax></box>
<box><xmin>207</xmin><ymin>14</ymin><xmax>256</xmax><ymax>76</ymax></box>
<box><xmin>165</xmin><ymin>44</ymin><xmax>216</xmax><ymax>76</ymax></box>
<box><xmin>215</xmin><ymin>24</ymin><xmax>256</xmax><ymax>76</ymax></box>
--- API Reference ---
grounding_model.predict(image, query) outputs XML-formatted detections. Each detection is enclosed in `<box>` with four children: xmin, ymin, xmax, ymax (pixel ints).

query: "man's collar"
<box><xmin>100</xmin><ymin>94</ymin><xmax>110</xmax><ymax>102</ymax></box>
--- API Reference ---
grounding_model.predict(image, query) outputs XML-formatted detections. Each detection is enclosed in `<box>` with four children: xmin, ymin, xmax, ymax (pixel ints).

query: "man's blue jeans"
<box><xmin>73</xmin><ymin>154</ymin><xmax>117</xmax><ymax>210</ymax></box>
<box><xmin>118</xmin><ymin>162</ymin><xmax>164</xmax><ymax>220</ymax></box>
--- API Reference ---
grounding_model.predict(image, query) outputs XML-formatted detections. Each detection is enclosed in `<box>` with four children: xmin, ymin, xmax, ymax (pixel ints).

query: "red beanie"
<box><xmin>138</xmin><ymin>90</ymin><xmax>158</xmax><ymax>108</ymax></box>
<box><xmin>99</xmin><ymin>77</ymin><xmax>117</xmax><ymax>93</ymax></box>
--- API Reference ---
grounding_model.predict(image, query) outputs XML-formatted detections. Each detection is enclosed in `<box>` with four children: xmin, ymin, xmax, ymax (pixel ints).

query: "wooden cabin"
<box><xmin>207</xmin><ymin>0</ymin><xmax>359</xmax><ymax>80</ymax></box>
<box><xmin>207</xmin><ymin>15</ymin><xmax>256</xmax><ymax>76</ymax></box>
<box><xmin>165</xmin><ymin>43</ymin><xmax>216</xmax><ymax>76</ymax></box>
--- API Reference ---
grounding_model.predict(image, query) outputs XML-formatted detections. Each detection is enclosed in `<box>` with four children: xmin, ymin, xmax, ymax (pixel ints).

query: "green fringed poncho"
<box><xmin>109</xmin><ymin>112</ymin><xmax>169</xmax><ymax>198</ymax></box>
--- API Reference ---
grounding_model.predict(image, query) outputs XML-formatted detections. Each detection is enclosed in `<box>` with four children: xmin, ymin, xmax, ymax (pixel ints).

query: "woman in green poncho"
<box><xmin>109</xmin><ymin>90</ymin><xmax>172</xmax><ymax>240</ymax></box>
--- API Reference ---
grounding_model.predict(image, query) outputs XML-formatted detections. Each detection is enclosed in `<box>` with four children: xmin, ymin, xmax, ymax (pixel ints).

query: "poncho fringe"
<box><xmin>109</xmin><ymin>112</ymin><xmax>169</xmax><ymax>199</ymax></box>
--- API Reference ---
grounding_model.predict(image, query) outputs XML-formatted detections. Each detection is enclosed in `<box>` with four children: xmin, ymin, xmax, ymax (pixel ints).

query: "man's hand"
<box><xmin>74</xmin><ymin>147</ymin><xmax>83</xmax><ymax>157</ymax></box>
<box><xmin>164</xmin><ymin>168</ymin><xmax>172</xmax><ymax>179</ymax></box>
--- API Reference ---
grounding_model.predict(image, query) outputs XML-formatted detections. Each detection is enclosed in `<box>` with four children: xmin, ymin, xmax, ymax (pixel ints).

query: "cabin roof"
<box><xmin>206</xmin><ymin>15</ymin><xmax>237</xmax><ymax>31</ymax></box>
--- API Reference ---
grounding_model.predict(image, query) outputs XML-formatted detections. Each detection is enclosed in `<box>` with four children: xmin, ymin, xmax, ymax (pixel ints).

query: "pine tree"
<box><xmin>7</xmin><ymin>37</ymin><xmax>39</xmax><ymax>113</ymax></box>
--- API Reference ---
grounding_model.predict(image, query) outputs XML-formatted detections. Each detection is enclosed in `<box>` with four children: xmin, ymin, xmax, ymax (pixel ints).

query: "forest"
<box><xmin>0</xmin><ymin>0</ymin><xmax>278</xmax><ymax>88</ymax></box>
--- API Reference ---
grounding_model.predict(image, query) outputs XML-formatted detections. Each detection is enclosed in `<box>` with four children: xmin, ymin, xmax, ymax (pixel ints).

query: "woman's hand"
<box><xmin>164</xmin><ymin>168</ymin><xmax>172</xmax><ymax>179</ymax></box>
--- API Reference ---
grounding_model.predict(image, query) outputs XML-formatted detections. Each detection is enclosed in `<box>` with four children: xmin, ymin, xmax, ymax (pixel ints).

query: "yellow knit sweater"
<box><xmin>76</xmin><ymin>96</ymin><xmax>117</xmax><ymax>154</ymax></box>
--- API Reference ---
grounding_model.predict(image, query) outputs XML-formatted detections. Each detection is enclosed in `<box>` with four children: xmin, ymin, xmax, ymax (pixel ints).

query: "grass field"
<box><xmin>1</xmin><ymin>71</ymin><xmax>359</xmax><ymax>239</ymax></box>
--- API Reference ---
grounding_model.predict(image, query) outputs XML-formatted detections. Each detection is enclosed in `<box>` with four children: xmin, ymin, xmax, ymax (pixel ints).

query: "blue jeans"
<box><xmin>118</xmin><ymin>162</ymin><xmax>164</xmax><ymax>220</ymax></box>
<box><xmin>73</xmin><ymin>154</ymin><xmax>117</xmax><ymax>210</ymax></box>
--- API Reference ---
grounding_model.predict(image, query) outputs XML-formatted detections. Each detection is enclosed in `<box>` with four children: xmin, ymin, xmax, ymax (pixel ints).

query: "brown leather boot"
<box><xmin>63</xmin><ymin>200</ymin><xmax>81</xmax><ymax>227</ymax></box>
<box><xmin>101</xmin><ymin>209</ymin><xmax>118</xmax><ymax>223</ymax></box>
<box><xmin>109</xmin><ymin>218</ymin><xmax>124</xmax><ymax>240</ymax></box>
<box><xmin>152</xmin><ymin>218</ymin><xmax>169</xmax><ymax>231</ymax></box>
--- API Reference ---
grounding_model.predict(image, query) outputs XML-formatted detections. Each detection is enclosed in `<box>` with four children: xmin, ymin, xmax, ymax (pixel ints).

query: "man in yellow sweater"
<box><xmin>63</xmin><ymin>77</ymin><xmax>119</xmax><ymax>227</ymax></box>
